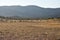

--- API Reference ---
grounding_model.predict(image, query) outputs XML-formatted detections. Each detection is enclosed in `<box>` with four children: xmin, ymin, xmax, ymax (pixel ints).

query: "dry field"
<box><xmin>0</xmin><ymin>19</ymin><xmax>60</xmax><ymax>40</ymax></box>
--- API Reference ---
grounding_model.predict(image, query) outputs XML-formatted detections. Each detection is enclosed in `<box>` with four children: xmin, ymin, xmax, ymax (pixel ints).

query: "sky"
<box><xmin>0</xmin><ymin>0</ymin><xmax>60</xmax><ymax>8</ymax></box>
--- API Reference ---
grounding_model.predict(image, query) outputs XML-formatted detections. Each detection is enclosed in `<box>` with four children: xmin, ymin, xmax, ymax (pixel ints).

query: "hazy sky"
<box><xmin>0</xmin><ymin>0</ymin><xmax>60</xmax><ymax>8</ymax></box>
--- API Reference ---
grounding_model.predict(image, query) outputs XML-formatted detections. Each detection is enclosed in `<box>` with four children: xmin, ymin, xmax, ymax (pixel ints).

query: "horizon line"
<box><xmin>0</xmin><ymin>5</ymin><xmax>60</xmax><ymax>8</ymax></box>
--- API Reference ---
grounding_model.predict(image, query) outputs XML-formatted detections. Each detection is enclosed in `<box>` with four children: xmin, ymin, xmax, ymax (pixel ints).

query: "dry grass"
<box><xmin>0</xmin><ymin>19</ymin><xmax>60</xmax><ymax>40</ymax></box>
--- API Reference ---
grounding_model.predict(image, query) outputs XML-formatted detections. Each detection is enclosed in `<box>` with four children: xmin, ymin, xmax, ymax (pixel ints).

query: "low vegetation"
<box><xmin>0</xmin><ymin>16</ymin><xmax>60</xmax><ymax>40</ymax></box>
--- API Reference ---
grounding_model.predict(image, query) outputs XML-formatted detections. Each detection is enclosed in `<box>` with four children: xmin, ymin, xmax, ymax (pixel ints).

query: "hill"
<box><xmin>0</xmin><ymin>5</ymin><xmax>60</xmax><ymax>18</ymax></box>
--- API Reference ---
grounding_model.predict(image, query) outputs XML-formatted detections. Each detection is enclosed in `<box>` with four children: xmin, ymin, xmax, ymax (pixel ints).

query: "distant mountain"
<box><xmin>0</xmin><ymin>5</ymin><xmax>60</xmax><ymax>18</ymax></box>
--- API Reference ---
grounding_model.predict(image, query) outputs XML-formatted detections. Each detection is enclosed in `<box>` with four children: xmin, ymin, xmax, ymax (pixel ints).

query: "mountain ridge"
<box><xmin>0</xmin><ymin>5</ymin><xmax>60</xmax><ymax>18</ymax></box>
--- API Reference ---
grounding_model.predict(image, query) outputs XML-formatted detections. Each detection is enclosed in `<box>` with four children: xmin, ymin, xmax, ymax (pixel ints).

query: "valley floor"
<box><xmin>0</xmin><ymin>19</ymin><xmax>60</xmax><ymax>40</ymax></box>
